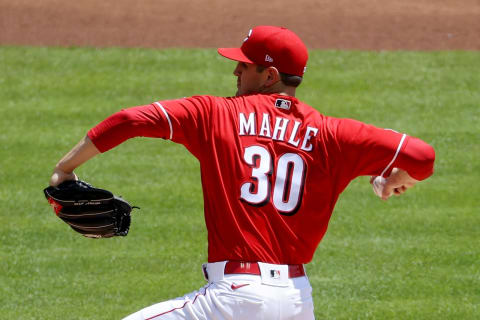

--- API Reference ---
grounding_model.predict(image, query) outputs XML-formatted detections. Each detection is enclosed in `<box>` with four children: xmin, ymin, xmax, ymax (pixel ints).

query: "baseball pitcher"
<box><xmin>48</xmin><ymin>26</ymin><xmax>435</xmax><ymax>319</ymax></box>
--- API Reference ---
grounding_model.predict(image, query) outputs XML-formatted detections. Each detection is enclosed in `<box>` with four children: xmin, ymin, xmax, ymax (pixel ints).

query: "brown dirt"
<box><xmin>0</xmin><ymin>0</ymin><xmax>479</xmax><ymax>50</ymax></box>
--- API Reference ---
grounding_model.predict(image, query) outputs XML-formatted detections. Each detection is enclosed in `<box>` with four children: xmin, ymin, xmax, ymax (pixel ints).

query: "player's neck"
<box><xmin>260</xmin><ymin>82</ymin><xmax>296</xmax><ymax>97</ymax></box>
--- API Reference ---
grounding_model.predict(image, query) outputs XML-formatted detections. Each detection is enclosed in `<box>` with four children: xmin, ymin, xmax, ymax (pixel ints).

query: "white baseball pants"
<box><xmin>122</xmin><ymin>261</ymin><xmax>315</xmax><ymax>320</ymax></box>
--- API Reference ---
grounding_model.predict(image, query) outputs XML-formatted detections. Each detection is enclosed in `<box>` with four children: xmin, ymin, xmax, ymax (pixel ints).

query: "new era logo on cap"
<box><xmin>265</xmin><ymin>54</ymin><xmax>273</xmax><ymax>62</ymax></box>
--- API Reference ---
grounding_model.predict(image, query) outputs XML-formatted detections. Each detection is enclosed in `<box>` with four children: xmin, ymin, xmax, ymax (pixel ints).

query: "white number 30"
<box><xmin>240</xmin><ymin>145</ymin><xmax>306</xmax><ymax>215</ymax></box>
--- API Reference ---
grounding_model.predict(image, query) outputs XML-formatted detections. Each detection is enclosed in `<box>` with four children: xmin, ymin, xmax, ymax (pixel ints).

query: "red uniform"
<box><xmin>88</xmin><ymin>93</ymin><xmax>435</xmax><ymax>264</ymax></box>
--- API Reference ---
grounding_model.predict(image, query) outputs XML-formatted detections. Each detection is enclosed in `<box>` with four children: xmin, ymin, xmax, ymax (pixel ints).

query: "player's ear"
<box><xmin>265</xmin><ymin>67</ymin><xmax>281</xmax><ymax>87</ymax></box>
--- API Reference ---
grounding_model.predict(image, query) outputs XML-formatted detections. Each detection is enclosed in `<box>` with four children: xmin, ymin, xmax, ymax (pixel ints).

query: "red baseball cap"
<box><xmin>218</xmin><ymin>26</ymin><xmax>308</xmax><ymax>77</ymax></box>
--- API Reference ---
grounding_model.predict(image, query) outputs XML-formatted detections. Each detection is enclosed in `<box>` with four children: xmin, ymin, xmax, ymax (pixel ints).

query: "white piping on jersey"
<box><xmin>154</xmin><ymin>102</ymin><xmax>173</xmax><ymax>140</ymax></box>
<box><xmin>380</xmin><ymin>133</ymin><xmax>407</xmax><ymax>177</ymax></box>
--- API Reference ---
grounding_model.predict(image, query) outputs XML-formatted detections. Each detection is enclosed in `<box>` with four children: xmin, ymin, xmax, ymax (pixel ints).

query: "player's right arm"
<box><xmin>377</xmin><ymin>167</ymin><xmax>419</xmax><ymax>200</ymax></box>
<box><xmin>330</xmin><ymin>118</ymin><xmax>435</xmax><ymax>199</ymax></box>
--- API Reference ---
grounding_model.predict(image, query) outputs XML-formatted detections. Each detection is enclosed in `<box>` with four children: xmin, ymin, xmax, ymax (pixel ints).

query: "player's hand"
<box><xmin>371</xmin><ymin>168</ymin><xmax>418</xmax><ymax>201</ymax></box>
<box><xmin>49</xmin><ymin>168</ymin><xmax>78</xmax><ymax>187</ymax></box>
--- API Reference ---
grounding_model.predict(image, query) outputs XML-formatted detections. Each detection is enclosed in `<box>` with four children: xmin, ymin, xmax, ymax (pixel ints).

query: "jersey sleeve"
<box><xmin>159</xmin><ymin>96</ymin><xmax>214</xmax><ymax>157</ymax></box>
<box><xmin>331</xmin><ymin>118</ymin><xmax>435</xmax><ymax>181</ymax></box>
<box><xmin>87</xmin><ymin>103</ymin><xmax>170</xmax><ymax>153</ymax></box>
<box><xmin>87</xmin><ymin>96</ymin><xmax>214</xmax><ymax>157</ymax></box>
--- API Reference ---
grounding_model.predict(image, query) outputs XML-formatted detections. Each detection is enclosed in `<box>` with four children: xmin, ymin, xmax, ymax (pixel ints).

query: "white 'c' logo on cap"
<box><xmin>244</xmin><ymin>29</ymin><xmax>252</xmax><ymax>42</ymax></box>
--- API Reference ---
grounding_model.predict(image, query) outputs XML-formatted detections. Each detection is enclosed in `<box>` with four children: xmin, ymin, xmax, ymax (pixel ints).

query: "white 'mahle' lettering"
<box><xmin>239</xmin><ymin>112</ymin><xmax>256</xmax><ymax>135</ymax></box>
<box><xmin>272</xmin><ymin>117</ymin><xmax>290</xmax><ymax>141</ymax></box>
<box><xmin>300</xmin><ymin>126</ymin><xmax>319</xmax><ymax>151</ymax></box>
<box><xmin>259</xmin><ymin>113</ymin><xmax>272</xmax><ymax>137</ymax></box>
<box><xmin>237</xmin><ymin>112</ymin><xmax>319</xmax><ymax>153</ymax></box>
<box><xmin>287</xmin><ymin>121</ymin><xmax>302</xmax><ymax>147</ymax></box>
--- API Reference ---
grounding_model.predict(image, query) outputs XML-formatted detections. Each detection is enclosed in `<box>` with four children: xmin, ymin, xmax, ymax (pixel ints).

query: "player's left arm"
<box><xmin>49</xmin><ymin>103</ymin><xmax>168</xmax><ymax>187</ymax></box>
<box><xmin>49</xmin><ymin>97</ymin><xmax>214</xmax><ymax>187</ymax></box>
<box><xmin>50</xmin><ymin>135</ymin><xmax>100</xmax><ymax>186</ymax></box>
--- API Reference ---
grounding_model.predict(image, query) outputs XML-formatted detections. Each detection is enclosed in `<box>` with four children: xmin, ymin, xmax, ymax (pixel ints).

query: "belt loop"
<box><xmin>204</xmin><ymin>261</ymin><xmax>227</xmax><ymax>282</ymax></box>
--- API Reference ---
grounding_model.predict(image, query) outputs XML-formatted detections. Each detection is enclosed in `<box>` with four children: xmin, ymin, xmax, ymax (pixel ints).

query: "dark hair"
<box><xmin>256</xmin><ymin>65</ymin><xmax>303</xmax><ymax>88</ymax></box>
<box><xmin>279</xmin><ymin>72</ymin><xmax>303</xmax><ymax>87</ymax></box>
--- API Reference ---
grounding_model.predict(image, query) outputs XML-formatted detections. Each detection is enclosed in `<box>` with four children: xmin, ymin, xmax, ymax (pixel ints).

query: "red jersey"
<box><xmin>88</xmin><ymin>94</ymin><xmax>435</xmax><ymax>264</ymax></box>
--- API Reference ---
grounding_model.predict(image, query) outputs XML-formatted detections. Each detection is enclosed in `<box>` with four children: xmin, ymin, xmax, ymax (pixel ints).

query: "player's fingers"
<box><xmin>370</xmin><ymin>176</ymin><xmax>376</xmax><ymax>184</ymax></box>
<box><xmin>49</xmin><ymin>172</ymin><xmax>61</xmax><ymax>187</ymax></box>
<box><xmin>393</xmin><ymin>185</ymin><xmax>408</xmax><ymax>195</ymax></box>
<box><xmin>381</xmin><ymin>184</ymin><xmax>394</xmax><ymax>200</ymax></box>
<box><xmin>49</xmin><ymin>170</ymin><xmax>77</xmax><ymax>187</ymax></box>
<box><xmin>405</xmin><ymin>181</ymin><xmax>417</xmax><ymax>189</ymax></box>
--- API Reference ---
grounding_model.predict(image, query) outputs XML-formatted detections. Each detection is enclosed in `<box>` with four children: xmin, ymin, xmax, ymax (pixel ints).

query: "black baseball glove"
<box><xmin>44</xmin><ymin>180</ymin><xmax>137</xmax><ymax>238</ymax></box>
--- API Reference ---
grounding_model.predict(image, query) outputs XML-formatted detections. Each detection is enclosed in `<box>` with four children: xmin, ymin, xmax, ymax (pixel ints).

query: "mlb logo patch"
<box><xmin>270</xmin><ymin>269</ymin><xmax>281</xmax><ymax>279</ymax></box>
<box><xmin>275</xmin><ymin>99</ymin><xmax>291</xmax><ymax>110</ymax></box>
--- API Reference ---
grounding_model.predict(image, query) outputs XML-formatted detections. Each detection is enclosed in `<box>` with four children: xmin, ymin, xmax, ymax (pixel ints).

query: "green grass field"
<box><xmin>0</xmin><ymin>47</ymin><xmax>479</xmax><ymax>319</ymax></box>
